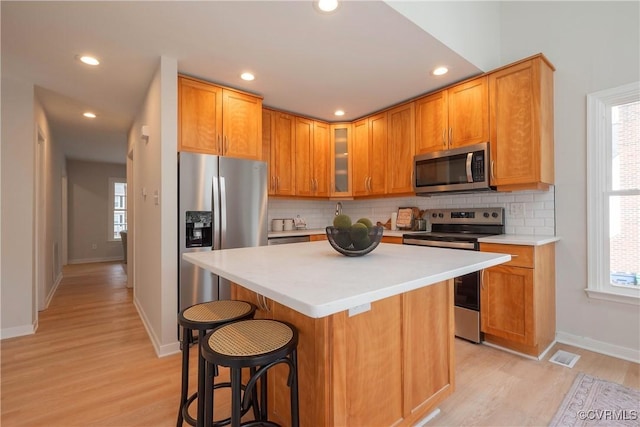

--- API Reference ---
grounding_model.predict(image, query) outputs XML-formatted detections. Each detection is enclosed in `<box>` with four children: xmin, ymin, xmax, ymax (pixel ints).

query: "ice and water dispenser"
<box><xmin>185</xmin><ymin>211</ymin><xmax>213</xmax><ymax>248</ymax></box>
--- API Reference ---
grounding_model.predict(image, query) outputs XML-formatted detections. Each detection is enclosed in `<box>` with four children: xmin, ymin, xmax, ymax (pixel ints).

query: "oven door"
<box><xmin>454</xmin><ymin>272</ymin><xmax>480</xmax><ymax>311</ymax></box>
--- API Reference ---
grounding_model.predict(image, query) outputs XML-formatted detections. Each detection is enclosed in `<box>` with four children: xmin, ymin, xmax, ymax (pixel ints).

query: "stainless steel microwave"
<box><xmin>414</xmin><ymin>142</ymin><xmax>494</xmax><ymax>195</ymax></box>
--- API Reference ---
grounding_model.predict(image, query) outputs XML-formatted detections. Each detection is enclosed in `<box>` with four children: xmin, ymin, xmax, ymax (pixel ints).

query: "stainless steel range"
<box><xmin>402</xmin><ymin>208</ymin><xmax>505</xmax><ymax>343</ymax></box>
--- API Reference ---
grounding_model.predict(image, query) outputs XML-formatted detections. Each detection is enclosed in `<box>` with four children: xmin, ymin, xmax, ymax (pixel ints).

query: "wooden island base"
<box><xmin>232</xmin><ymin>279</ymin><xmax>455</xmax><ymax>427</ymax></box>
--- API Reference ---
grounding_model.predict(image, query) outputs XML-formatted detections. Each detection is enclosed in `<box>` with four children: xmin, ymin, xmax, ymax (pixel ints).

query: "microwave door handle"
<box><xmin>466</xmin><ymin>152</ymin><xmax>473</xmax><ymax>182</ymax></box>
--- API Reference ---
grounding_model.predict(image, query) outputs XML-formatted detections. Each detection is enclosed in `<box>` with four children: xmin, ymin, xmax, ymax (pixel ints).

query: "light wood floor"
<box><xmin>1</xmin><ymin>262</ymin><xmax>638</xmax><ymax>426</ymax></box>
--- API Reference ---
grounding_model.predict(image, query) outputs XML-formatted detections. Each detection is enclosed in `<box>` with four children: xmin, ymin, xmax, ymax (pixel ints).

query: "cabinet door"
<box><xmin>273</xmin><ymin>113</ymin><xmax>296</xmax><ymax>196</ymax></box>
<box><xmin>262</xmin><ymin>109</ymin><xmax>276</xmax><ymax>195</ymax></box>
<box><xmin>387</xmin><ymin>103</ymin><xmax>415</xmax><ymax>194</ymax></box>
<box><xmin>330</xmin><ymin>124</ymin><xmax>352</xmax><ymax>197</ymax></box>
<box><xmin>368</xmin><ymin>112</ymin><xmax>387</xmax><ymax>195</ymax></box>
<box><xmin>489</xmin><ymin>57</ymin><xmax>554</xmax><ymax>189</ymax></box>
<box><xmin>222</xmin><ymin>89</ymin><xmax>262</xmax><ymax>160</ymax></box>
<box><xmin>313</xmin><ymin>121</ymin><xmax>331</xmax><ymax>197</ymax></box>
<box><xmin>294</xmin><ymin>117</ymin><xmax>314</xmax><ymax>196</ymax></box>
<box><xmin>352</xmin><ymin>118</ymin><xmax>370</xmax><ymax>197</ymax></box>
<box><xmin>481</xmin><ymin>265</ymin><xmax>535</xmax><ymax>346</ymax></box>
<box><xmin>447</xmin><ymin>76</ymin><xmax>489</xmax><ymax>148</ymax></box>
<box><xmin>415</xmin><ymin>91</ymin><xmax>448</xmax><ymax>154</ymax></box>
<box><xmin>403</xmin><ymin>281</ymin><xmax>454</xmax><ymax>417</ymax></box>
<box><xmin>178</xmin><ymin>77</ymin><xmax>222</xmax><ymax>154</ymax></box>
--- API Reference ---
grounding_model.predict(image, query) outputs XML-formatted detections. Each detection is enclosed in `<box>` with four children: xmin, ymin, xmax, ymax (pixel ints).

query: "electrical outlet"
<box><xmin>91</xmin><ymin>243</ymin><xmax>98</xmax><ymax>250</ymax></box>
<box><xmin>510</xmin><ymin>203</ymin><xmax>525</xmax><ymax>218</ymax></box>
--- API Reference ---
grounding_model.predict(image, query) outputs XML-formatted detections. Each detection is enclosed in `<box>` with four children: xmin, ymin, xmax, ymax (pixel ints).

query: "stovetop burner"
<box><xmin>402</xmin><ymin>208</ymin><xmax>505</xmax><ymax>244</ymax></box>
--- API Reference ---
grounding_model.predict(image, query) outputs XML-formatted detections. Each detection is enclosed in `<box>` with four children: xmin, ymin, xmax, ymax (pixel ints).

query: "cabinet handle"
<box><xmin>367</xmin><ymin>176</ymin><xmax>372</xmax><ymax>192</ymax></box>
<box><xmin>224</xmin><ymin>135</ymin><xmax>229</xmax><ymax>154</ymax></box>
<box><xmin>276</xmin><ymin>176</ymin><xmax>280</xmax><ymax>191</ymax></box>
<box><xmin>481</xmin><ymin>269</ymin><xmax>486</xmax><ymax>290</ymax></box>
<box><xmin>449</xmin><ymin>128</ymin><xmax>453</xmax><ymax>147</ymax></box>
<box><xmin>442</xmin><ymin>129</ymin><xmax>447</xmax><ymax>148</ymax></box>
<box><xmin>491</xmin><ymin>160</ymin><xmax>495</xmax><ymax>181</ymax></box>
<box><xmin>217</xmin><ymin>134</ymin><xmax>222</xmax><ymax>153</ymax></box>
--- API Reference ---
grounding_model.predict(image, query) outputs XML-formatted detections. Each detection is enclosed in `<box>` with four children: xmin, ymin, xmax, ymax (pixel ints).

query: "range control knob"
<box><xmin>483</xmin><ymin>212</ymin><xmax>490</xmax><ymax>218</ymax></box>
<box><xmin>432</xmin><ymin>213</ymin><xmax>438</xmax><ymax>218</ymax></box>
<box><xmin>492</xmin><ymin>212</ymin><xmax>499</xmax><ymax>218</ymax></box>
<box><xmin>438</xmin><ymin>213</ymin><xmax>444</xmax><ymax>218</ymax></box>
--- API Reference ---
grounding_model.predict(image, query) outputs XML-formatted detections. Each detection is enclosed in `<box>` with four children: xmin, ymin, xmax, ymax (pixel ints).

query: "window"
<box><xmin>108</xmin><ymin>177</ymin><xmax>127</xmax><ymax>241</ymax></box>
<box><xmin>587</xmin><ymin>82</ymin><xmax>640</xmax><ymax>304</ymax></box>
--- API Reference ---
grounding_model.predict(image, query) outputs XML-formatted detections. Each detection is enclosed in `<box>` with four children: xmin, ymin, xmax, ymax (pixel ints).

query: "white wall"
<box><xmin>386</xmin><ymin>1</ymin><xmax>503</xmax><ymax>71</ymax></box>
<box><xmin>66</xmin><ymin>159</ymin><xmax>126</xmax><ymax>263</ymax></box>
<box><xmin>1</xmin><ymin>76</ymin><xmax>36</xmax><ymax>337</ymax></box>
<box><xmin>129</xmin><ymin>56</ymin><xmax>179</xmax><ymax>356</ymax></box>
<box><xmin>35</xmin><ymin>98</ymin><xmax>65</xmax><ymax>309</ymax></box>
<box><xmin>501</xmin><ymin>1</ymin><xmax>639</xmax><ymax>361</ymax></box>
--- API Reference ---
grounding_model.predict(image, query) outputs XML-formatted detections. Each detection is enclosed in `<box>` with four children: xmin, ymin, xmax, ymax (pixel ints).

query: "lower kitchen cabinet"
<box><xmin>381</xmin><ymin>236</ymin><xmax>402</xmax><ymax>244</ymax></box>
<box><xmin>309</xmin><ymin>234</ymin><xmax>327</xmax><ymax>241</ymax></box>
<box><xmin>231</xmin><ymin>280</ymin><xmax>454</xmax><ymax>426</ymax></box>
<box><xmin>479</xmin><ymin>242</ymin><xmax>556</xmax><ymax>357</ymax></box>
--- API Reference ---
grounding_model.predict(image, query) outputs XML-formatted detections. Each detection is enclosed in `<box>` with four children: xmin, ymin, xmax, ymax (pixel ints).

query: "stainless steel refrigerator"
<box><xmin>178</xmin><ymin>152</ymin><xmax>267</xmax><ymax>314</ymax></box>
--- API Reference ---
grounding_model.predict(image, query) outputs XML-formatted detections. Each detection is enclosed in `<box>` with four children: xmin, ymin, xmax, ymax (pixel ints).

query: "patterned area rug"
<box><xmin>550</xmin><ymin>373</ymin><xmax>640</xmax><ymax>426</ymax></box>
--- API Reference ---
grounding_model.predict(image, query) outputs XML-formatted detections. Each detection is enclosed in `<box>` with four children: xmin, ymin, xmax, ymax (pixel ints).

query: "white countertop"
<box><xmin>478</xmin><ymin>234</ymin><xmax>561</xmax><ymax>246</ymax></box>
<box><xmin>183</xmin><ymin>241</ymin><xmax>510</xmax><ymax>318</ymax></box>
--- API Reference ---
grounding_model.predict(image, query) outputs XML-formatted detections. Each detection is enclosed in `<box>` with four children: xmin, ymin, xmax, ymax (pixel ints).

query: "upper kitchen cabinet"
<box><xmin>178</xmin><ymin>76</ymin><xmax>222</xmax><ymax>154</ymax></box>
<box><xmin>271</xmin><ymin>111</ymin><xmax>296</xmax><ymax>196</ymax></box>
<box><xmin>178</xmin><ymin>75</ymin><xmax>262</xmax><ymax>160</ymax></box>
<box><xmin>489</xmin><ymin>54</ymin><xmax>555</xmax><ymax>191</ymax></box>
<box><xmin>262</xmin><ymin>109</ymin><xmax>275</xmax><ymax>195</ymax></box>
<box><xmin>415</xmin><ymin>76</ymin><xmax>489</xmax><ymax>155</ymax></box>
<box><xmin>386</xmin><ymin>103</ymin><xmax>415</xmax><ymax>195</ymax></box>
<box><xmin>294</xmin><ymin>117</ymin><xmax>330</xmax><ymax>197</ymax></box>
<box><xmin>330</xmin><ymin>123</ymin><xmax>352</xmax><ymax>198</ymax></box>
<box><xmin>222</xmin><ymin>89</ymin><xmax>262</xmax><ymax>160</ymax></box>
<box><xmin>353</xmin><ymin>113</ymin><xmax>387</xmax><ymax>197</ymax></box>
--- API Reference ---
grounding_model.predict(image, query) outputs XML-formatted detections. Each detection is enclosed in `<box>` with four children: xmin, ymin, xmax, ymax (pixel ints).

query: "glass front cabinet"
<box><xmin>330</xmin><ymin>124</ymin><xmax>352</xmax><ymax>197</ymax></box>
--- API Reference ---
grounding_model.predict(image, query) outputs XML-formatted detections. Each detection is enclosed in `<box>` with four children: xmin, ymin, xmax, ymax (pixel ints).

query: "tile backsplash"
<box><xmin>268</xmin><ymin>186</ymin><xmax>556</xmax><ymax>236</ymax></box>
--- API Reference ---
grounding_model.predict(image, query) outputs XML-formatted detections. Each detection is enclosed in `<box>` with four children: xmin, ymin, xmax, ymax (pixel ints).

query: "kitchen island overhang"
<box><xmin>182</xmin><ymin>241</ymin><xmax>510</xmax><ymax>427</ymax></box>
<box><xmin>182</xmin><ymin>241</ymin><xmax>511</xmax><ymax>318</ymax></box>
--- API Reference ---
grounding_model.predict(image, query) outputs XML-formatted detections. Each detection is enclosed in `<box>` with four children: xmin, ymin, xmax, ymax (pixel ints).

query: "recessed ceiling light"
<box><xmin>432</xmin><ymin>66</ymin><xmax>449</xmax><ymax>76</ymax></box>
<box><xmin>79</xmin><ymin>55</ymin><xmax>100</xmax><ymax>66</ymax></box>
<box><xmin>315</xmin><ymin>0</ymin><xmax>339</xmax><ymax>13</ymax></box>
<box><xmin>240</xmin><ymin>72</ymin><xmax>255</xmax><ymax>81</ymax></box>
<box><xmin>334</xmin><ymin>110</ymin><xmax>345</xmax><ymax>116</ymax></box>
<box><xmin>83</xmin><ymin>112</ymin><xmax>97</xmax><ymax>118</ymax></box>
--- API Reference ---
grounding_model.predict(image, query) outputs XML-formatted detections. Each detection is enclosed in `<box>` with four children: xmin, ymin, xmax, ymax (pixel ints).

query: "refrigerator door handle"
<box><xmin>212</xmin><ymin>176</ymin><xmax>221</xmax><ymax>250</ymax></box>
<box><xmin>220</xmin><ymin>176</ymin><xmax>227</xmax><ymax>249</ymax></box>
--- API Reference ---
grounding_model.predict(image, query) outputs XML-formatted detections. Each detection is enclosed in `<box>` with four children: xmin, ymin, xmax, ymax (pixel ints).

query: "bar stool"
<box><xmin>201</xmin><ymin>319</ymin><xmax>300</xmax><ymax>427</ymax></box>
<box><xmin>177</xmin><ymin>300</ymin><xmax>256</xmax><ymax>427</ymax></box>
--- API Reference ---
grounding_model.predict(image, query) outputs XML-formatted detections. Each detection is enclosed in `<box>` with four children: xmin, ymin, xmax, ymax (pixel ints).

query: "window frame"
<box><xmin>586</xmin><ymin>81</ymin><xmax>640</xmax><ymax>305</ymax></box>
<box><xmin>108</xmin><ymin>177</ymin><xmax>127</xmax><ymax>242</ymax></box>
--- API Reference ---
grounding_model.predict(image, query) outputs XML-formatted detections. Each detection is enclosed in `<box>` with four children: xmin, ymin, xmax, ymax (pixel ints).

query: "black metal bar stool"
<box><xmin>201</xmin><ymin>319</ymin><xmax>300</xmax><ymax>427</ymax></box>
<box><xmin>177</xmin><ymin>300</ymin><xmax>256</xmax><ymax>427</ymax></box>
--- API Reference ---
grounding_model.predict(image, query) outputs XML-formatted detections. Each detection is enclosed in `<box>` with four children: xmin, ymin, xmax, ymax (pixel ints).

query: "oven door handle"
<box><xmin>403</xmin><ymin>238</ymin><xmax>476</xmax><ymax>250</ymax></box>
<box><xmin>466</xmin><ymin>152</ymin><xmax>473</xmax><ymax>183</ymax></box>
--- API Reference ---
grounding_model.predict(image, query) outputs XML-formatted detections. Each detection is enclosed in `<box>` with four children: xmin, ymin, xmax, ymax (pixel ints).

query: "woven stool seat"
<box><xmin>201</xmin><ymin>320</ymin><xmax>300</xmax><ymax>427</ymax></box>
<box><xmin>177</xmin><ymin>300</ymin><xmax>256</xmax><ymax>427</ymax></box>
<box><xmin>180</xmin><ymin>300</ymin><xmax>255</xmax><ymax>329</ymax></box>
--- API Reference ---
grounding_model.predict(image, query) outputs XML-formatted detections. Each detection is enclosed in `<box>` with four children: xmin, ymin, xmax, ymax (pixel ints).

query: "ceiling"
<box><xmin>2</xmin><ymin>1</ymin><xmax>482</xmax><ymax>164</ymax></box>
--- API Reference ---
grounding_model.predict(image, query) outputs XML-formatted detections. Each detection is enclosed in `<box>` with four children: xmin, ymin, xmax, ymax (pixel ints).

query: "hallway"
<box><xmin>0</xmin><ymin>262</ymin><xmax>195</xmax><ymax>426</ymax></box>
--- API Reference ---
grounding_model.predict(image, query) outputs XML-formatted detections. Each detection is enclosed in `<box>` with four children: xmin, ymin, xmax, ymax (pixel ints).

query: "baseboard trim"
<box><xmin>133</xmin><ymin>297</ymin><xmax>180</xmax><ymax>358</ymax></box>
<box><xmin>1</xmin><ymin>321</ymin><xmax>37</xmax><ymax>340</ymax></box>
<box><xmin>43</xmin><ymin>272</ymin><xmax>63</xmax><ymax>310</ymax></box>
<box><xmin>555</xmin><ymin>331</ymin><xmax>640</xmax><ymax>364</ymax></box>
<box><xmin>68</xmin><ymin>256</ymin><xmax>124</xmax><ymax>264</ymax></box>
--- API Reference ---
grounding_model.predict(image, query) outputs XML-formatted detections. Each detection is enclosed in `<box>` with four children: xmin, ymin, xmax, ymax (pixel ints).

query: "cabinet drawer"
<box><xmin>480</xmin><ymin>243</ymin><xmax>534</xmax><ymax>268</ymax></box>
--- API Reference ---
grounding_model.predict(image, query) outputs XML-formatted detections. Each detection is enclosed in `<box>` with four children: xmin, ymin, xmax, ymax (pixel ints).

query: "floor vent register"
<box><xmin>549</xmin><ymin>349</ymin><xmax>581</xmax><ymax>368</ymax></box>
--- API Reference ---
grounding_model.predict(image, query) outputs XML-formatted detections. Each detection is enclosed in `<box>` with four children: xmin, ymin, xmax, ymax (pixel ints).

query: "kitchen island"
<box><xmin>184</xmin><ymin>241</ymin><xmax>510</xmax><ymax>427</ymax></box>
